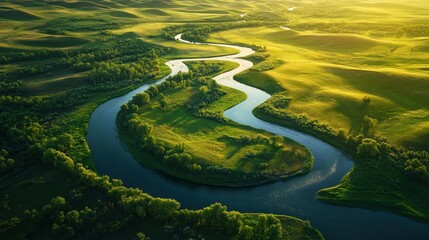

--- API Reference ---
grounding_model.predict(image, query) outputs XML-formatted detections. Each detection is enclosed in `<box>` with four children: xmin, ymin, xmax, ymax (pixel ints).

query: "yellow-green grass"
<box><xmin>208</xmin><ymin>24</ymin><xmax>429</xmax><ymax>150</ymax></box>
<box><xmin>317</xmin><ymin>159</ymin><xmax>429</xmax><ymax>222</ymax></box>
<box><xmin>108</xmin><ymin>22</ymin><xmax>241</xmax><ymax>58</ymax></box>
<box><xmin>235</xmin><ymin>70</ymin><xmax>284</xmax><ymax>94</ymax></box>
<box><xmin>14</xmin><ymin>36</ymin><xmax>90</xmax><ymax>48</ymax></box>
<box><xmin>101</xmin><ymin>10</ymin><xmax>140</xmax><ymax>19</ymax></box>
<box><xmin>0</xmin><ymin>82</ymin><xmax>175</xmax><ymax>238</ymax></box>
<box><xmin>242</xmin><ymin>214</ymin><xmax>324</xmax><ymax>240</ymax></box>
<box><xmin>121</xmin><ymin>85</ymin><xmax>313</xmax><ymax>186</ymax></box>
<box><xmin>1</xmin><ymin>0</ymin><xmax>427</xmax><ymax>150</ymax></box>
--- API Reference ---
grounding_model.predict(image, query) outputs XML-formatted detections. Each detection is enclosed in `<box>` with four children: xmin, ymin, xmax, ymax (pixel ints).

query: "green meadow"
<box><xmin>207</xmin><ymin>5</ymin><xmax>429</xmax><ymax>150</ymax></box>
<box><xmin>1</xmin><ymin>0</ymin><xmax>428</xmax><ymax>238</ymax></box>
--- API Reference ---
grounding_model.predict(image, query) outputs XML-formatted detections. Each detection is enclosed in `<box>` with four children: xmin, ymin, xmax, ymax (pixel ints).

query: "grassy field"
<box><xmin>207</xmin><ymin>1</ymin><xmax>429</xmax><ymax>150</ymax></box>
<box><xmin>317</xmin><ymin>158</ymin><xmax>429</xmax><ymax>222</ymax></box>
<box><xmin>119</xmin><ymin>61</ymin><xmax>313</xmax><ymax>186</ymax></box>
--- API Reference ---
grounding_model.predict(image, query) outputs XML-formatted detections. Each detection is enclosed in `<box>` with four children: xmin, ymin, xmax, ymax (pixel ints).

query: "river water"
<box><xmin>87</xmin><ymin>34</ymin><xmax>429</xmax><ymax>240</ymax></box>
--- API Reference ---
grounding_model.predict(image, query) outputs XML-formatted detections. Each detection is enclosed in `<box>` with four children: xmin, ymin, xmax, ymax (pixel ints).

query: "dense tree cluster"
<box><xmin>41</xmin><ymin>16</ymin><xmax>123</xmax><ymax>33</ymax></box>
<box><xmin>289</xmin><ymin>22</ymin><xmax>429</xmax><ymax>38</ymax></box>
<box><xmin>0</xmin><ymin>149</ymin><xmax>15</xmax><ymax>174</ymax></box>
<box><xmin>0</xmin><ymin>49</ymin><xmax>68</xmax><ymax>64</ymax></box>
<box><xmin>1</xmin><ymin>33</ymin><xmax>170</xmax><ymax>91</ymax></box>
<box><xmin>87</xmin><ymin>59</ymin><xmax>161</xmax><ymax>84</ymax></box>
<box><xmin>256</xmin><ymin>94</ymin><xmax>337</xmax><ymax>138</ymax></box>
<box><xmin>63</xmin><ymin>35</ymin><xmax>169</xmax><ymax>84</ymax></box>
<box><xmin>187</xmin><ymin>60</ymin><xmax>223</xmax><ymax>76</ymax></box>
<box><xmin>34</xmin><ymin>140</ymin><xmax>290</xmax><ymax>238</ymax></box>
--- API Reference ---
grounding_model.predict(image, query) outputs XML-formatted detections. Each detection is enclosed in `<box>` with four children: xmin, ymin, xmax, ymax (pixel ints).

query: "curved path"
<box><xmin>87</xmin><ymin>34</ymin><xmax>429</xmax><ymax>240</ymax></box>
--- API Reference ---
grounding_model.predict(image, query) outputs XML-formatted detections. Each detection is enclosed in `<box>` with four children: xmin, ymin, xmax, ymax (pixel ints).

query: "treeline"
<box><xmin>0</xmin><ymin>32</ymin><xmax>172</xmax><ymax>170</ymax></box>
<box><xmin>41</xmin><ymin>16</ymin><xmax>122</xmax><ymax>33</ymax></box>
<box><xmin>161</xmin><ymin>21</ymin><xmax>268</xmax><ymax>42</ymax></box>
<box><xmin>87</xmin><ymin>59</ymin><xmax>161</xmax><ymax>84</ymax></box>
<box><xmin>255</xmin><ymin>92</ymin><xmax>429</xmax><ymax>183</ymax></box>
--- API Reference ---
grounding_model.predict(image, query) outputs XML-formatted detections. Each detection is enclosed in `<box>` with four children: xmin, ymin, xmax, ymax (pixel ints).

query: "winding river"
<box><xmin>87</xmin><ymin>34</ymin><xmax>429</xmax><ymax>239</ymax></box>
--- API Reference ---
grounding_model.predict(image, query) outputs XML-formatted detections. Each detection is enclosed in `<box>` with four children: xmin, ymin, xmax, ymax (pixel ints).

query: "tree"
<box><xmin>147</xmin><ymin>86</ymin><xmax>159</xmax><ymax>97</ymax></box>
<box><xmin>357</xmin><ymin>138</ymin><xmax>380</xmax><ymax>159</ymax></box>
<box><xmin>404</xmin><ymin>158</ymin><xmax>428</xmax><ymax>181</ymax></box>
<box><xmin>200</xmin><ymin>203</ymin><xmax>228</xmax><ymax>231</ymax></box>
<box><xmin>136</xmin><ymin>232</ymin><xmax>150</xmax><ymax>240</ymax></box>
<box><xmin>0</xmin><ymin>149</ymin><xmax>15</xmax><ymax>173</ymax></box>
<box><xmin>132</xmin><ymin>92</ymin><xmax>150</xmax><ymax>106</ymax></box>
<box><xmin>362</xmin><ymin>115</ymin><xmax>377</xmax><ymax>137</ymax></box>
<box><xmin>57</xmin><ymin>133</ymin><xmax>75</xmax><ymax>151</ymax></box>
<box><xmin>235</xmin><ymin>225</ymin><xmax>253</xmax><ymax>240</ymax></box>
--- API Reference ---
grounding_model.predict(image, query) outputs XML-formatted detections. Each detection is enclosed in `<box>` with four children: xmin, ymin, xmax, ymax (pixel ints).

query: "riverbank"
<box><xmin>116</xmin><ymin>62</ymin><xmax>314</xmax><ymax>187</ymax></box>
<box><xmin>252</xmin><ymin>93</ymin><xmax>429</xmax><ymax>222</ymax></box>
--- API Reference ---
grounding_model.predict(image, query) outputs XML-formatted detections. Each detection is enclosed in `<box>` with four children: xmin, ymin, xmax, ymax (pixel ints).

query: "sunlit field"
<box><xmin>1</xmin><ymin>0</ymin><xmax>428</xmax><ymax>239</ymax></box>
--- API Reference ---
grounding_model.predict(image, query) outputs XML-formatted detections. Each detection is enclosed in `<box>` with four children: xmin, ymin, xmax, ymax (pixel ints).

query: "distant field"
<box><xmin>209</xmin><ymin>17</ymin><xmax>429</xmax><ymax>150</ymax></box>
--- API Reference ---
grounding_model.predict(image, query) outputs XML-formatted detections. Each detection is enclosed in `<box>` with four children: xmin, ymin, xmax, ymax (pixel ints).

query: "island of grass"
<box><xmin>117</xmin><ymin>61</ymin><xmax>313</xmax><ymax>187</ymax></box>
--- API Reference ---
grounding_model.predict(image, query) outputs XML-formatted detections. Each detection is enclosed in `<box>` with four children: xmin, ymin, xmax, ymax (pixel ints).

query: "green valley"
<box><xmin>1</xmin><ymin>0</ymin><xmax>428</xmax><ymax>239</ymax></box>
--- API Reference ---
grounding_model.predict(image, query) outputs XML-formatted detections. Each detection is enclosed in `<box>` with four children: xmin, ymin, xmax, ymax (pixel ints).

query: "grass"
<box><xmin>235</xmin><ymin>69</ymin><xmax>284</xmax><ymax>94</ymax></box>
<box><xmin>208</xmin><ymin>22</ymin><xmax>429</xmax><ymax>150</ymax></box>
<box><xmin>317</xmin><ymin>159</ymin><xmax>429</xmax><ymax>222</ymax></box>
<box><xmin>119</xmin><ymin>61</ymin><xmax>313</xmax><ymax>186</ymax></box>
